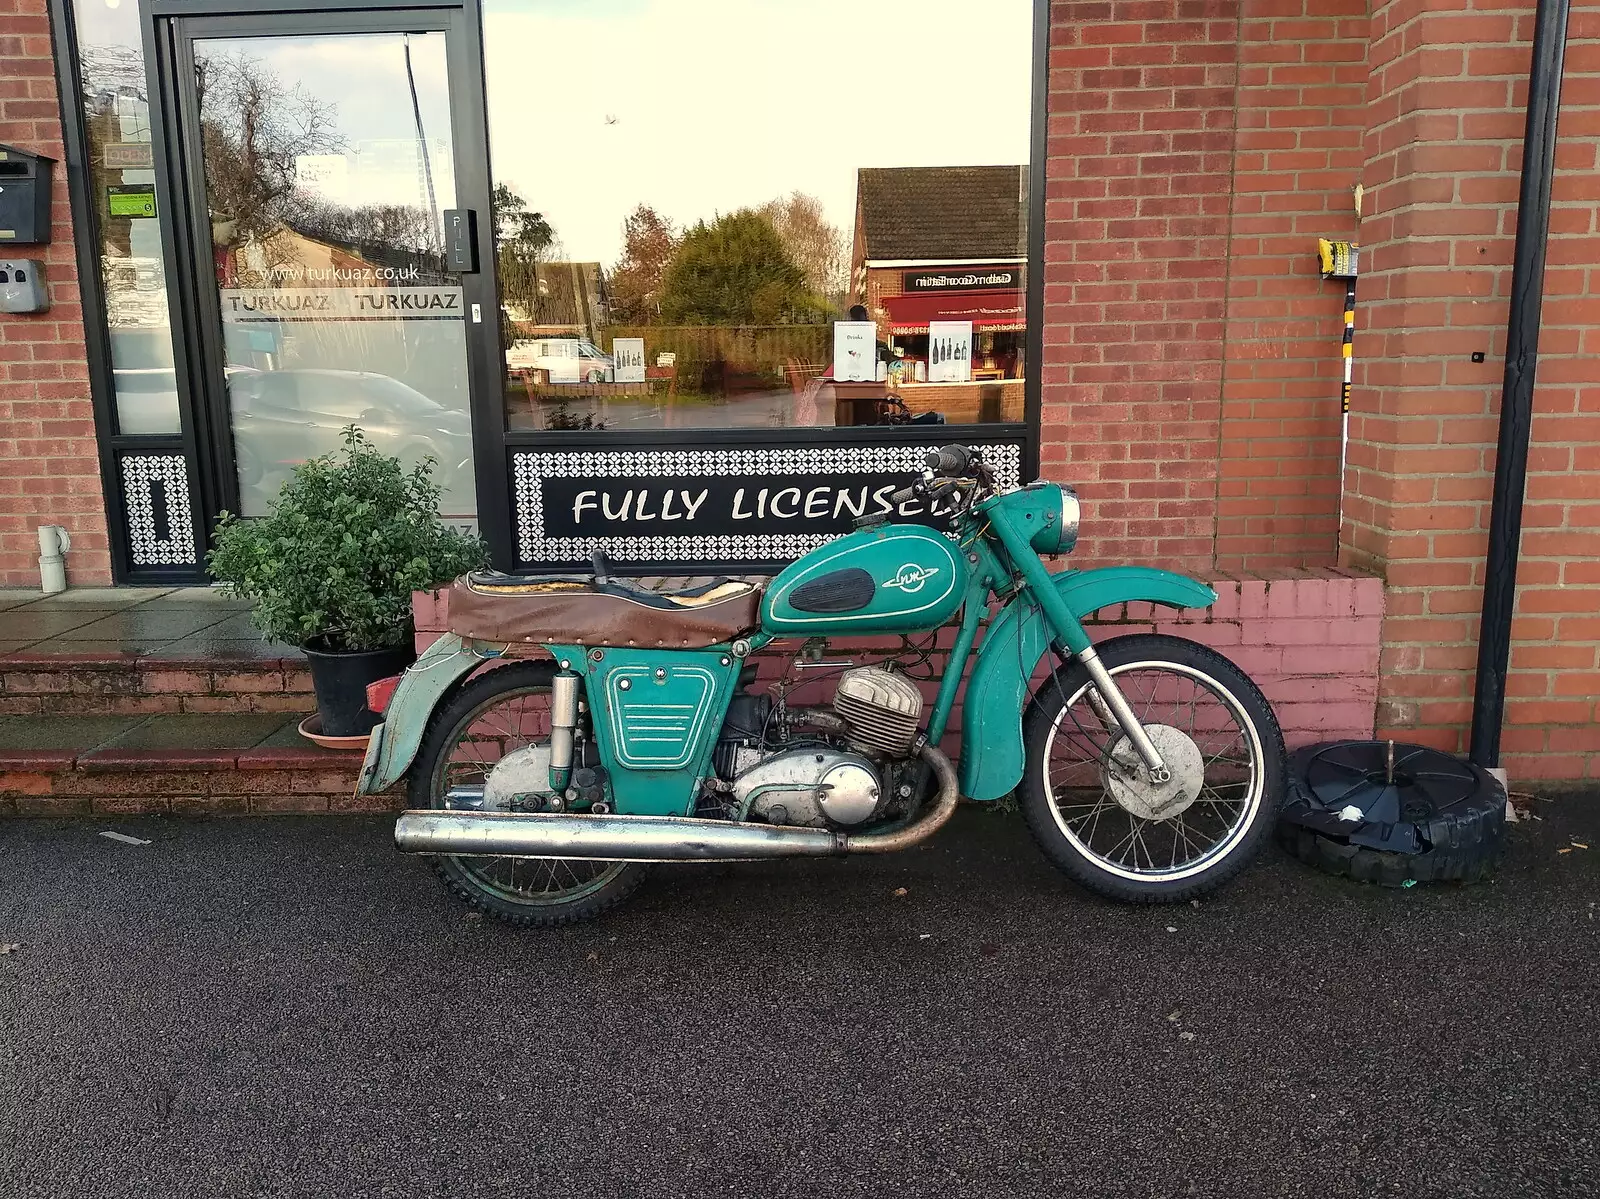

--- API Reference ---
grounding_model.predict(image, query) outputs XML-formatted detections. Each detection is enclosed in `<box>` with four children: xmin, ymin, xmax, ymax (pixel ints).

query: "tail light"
<box><xmin>366</xmin><ymin>674</ymin><xmax>402</xmax><ymax>716</ymax></box>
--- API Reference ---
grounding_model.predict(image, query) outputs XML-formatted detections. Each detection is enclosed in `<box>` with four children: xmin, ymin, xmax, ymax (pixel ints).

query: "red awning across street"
<box><xmin>882</xmin><ymin>289</ymin><xmax>1025</xmax><ymax>334</ymax></box>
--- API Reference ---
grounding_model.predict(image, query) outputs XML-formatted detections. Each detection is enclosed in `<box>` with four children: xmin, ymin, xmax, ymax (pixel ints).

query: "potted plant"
<box><xmin>209</xmin><ymin>427</ymin><xmax>486</xmax><ymax>739</ymax></box>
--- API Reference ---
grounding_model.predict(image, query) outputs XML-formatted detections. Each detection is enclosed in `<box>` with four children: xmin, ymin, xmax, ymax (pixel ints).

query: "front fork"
<box><xmin>981</xmin><ymin>517</ymin><xmax>1170</xmax><ymax>785</ymax></box>
<box><xmin>1076</xmin><ymin>645</ymin><xmax>1171</xmax><ymax>784</ymax></box>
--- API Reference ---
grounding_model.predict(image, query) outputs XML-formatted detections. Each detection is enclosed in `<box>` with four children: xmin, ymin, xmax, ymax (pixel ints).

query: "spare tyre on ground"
<box><xmin>1278</xmin><ymin>740</ymin><xmax>1506</xmax><ymax>886</ymax></box>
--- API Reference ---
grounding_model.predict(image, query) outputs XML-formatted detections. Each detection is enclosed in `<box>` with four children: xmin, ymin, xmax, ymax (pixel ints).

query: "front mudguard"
<box><xmin>356</xmin><ymin>633</ymin><xmax>496</xmax><ymax>795</ymax></box>
<box><xmin>959</xmin><ymin>567</ymin><xmax>1217</xmax><ymax>800</ymax></box>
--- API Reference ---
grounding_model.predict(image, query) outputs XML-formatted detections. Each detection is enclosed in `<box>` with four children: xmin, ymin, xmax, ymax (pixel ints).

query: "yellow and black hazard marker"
<box><xmin>1318</xmin><ymin>238</ymin><xmax>1359</xmax><ymax>414</ymax></box>
<box><xmin>1320</xmin><ymin>239</ymin><xmax>1359</xmax><ymax>518</ymax></box>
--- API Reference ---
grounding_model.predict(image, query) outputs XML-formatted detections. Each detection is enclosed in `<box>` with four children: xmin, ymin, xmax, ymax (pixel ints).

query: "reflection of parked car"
<box><xmin>505</xmin><ymin>337</ymin><xmax>614</xmax><ymax>383</ymax></box>
<box><xmin>226</xmin><ymin>369</ymin><xmax>474</xmax><ymax>514</ymax></box>
<box><xmin>113</xmin><ymin>363</ymin><xmax>260</xmax><ymax>434</ymax></box>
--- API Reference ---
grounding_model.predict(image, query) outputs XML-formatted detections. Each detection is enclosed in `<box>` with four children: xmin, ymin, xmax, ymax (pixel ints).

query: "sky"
<box><xmin>481</xmin><ymin>0</ymin><xmax>1033</xmax><ymax>265</ymax></box>
<box><xmin>73</xmin><ymin>0</ymin><xmax>1034</xmax><ymax>267</ymax></box>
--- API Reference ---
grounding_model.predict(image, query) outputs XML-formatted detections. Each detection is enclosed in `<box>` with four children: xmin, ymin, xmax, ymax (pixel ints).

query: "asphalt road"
<box><xmin>1</xmin><ymin>799</ymin><xmax>1597</xmax><ymax>1199</ymax></box>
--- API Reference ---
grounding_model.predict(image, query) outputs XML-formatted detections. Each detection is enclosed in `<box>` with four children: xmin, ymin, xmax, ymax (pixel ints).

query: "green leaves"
<box><xmin>208</xmin><ymin>426</ymin><xmax>487</xmax><ymax>651</ymax></box>
<box><xmin>657</xmin><ymin>210</ymin><xmax>824</xmax><ymax>327</ymax></box>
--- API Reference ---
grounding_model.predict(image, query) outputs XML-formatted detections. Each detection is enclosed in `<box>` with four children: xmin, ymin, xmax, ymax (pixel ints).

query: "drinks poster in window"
<box><xmin>928</xmin><ymin>320</ymin><xmax>972</xmax><ymax>383</ymax></box>
<box><xmin>613</xmin><ymin>337</ymin><xmax>646</xmax><ymax>384</ymax></box>
<box><xmin>832</xmin><ymin>321</ymin><xmax>877</xmax><ymax>382</ymax></box>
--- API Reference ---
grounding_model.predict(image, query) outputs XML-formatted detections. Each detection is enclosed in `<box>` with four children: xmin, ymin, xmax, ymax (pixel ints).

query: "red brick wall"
<box><xmin>0</xmin><ymin>0</ymin><xmax>109</xmax><ymax>587</ymax></box>
<box><xmin>1042</xmin><ymin>0</ymin><xmax>1239</xmax><ymax>574</ymax></box>
<box><xmin>1343</xmin><ymin>0</ymin><xmax>1600</xmax><ymax>780</ymax></box>
<box><xmin>1214</xmin><ymin>0</ymin><xmax>1368</xmax><ymax>571</ymax></box>
<box><xmin>1043</xmin><ymin>0</ymin><xmax>1368</xmax><ymax>576</ymax></box>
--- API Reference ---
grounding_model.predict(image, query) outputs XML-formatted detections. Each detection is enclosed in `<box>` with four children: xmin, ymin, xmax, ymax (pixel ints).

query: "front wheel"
<box><xmin>1019</xmin><ymin>634</ymin><xmax>1285</xmax><ymax>904</ymax></box>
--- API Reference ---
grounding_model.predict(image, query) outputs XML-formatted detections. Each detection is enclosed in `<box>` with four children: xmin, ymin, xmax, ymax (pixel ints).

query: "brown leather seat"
<box><xmin>447</xmin><ymin>572</ymin><xmax>763</xmax><ymax>650</ymax></box>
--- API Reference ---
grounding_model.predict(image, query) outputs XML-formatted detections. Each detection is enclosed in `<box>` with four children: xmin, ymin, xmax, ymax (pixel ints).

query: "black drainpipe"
<box><xmin>1468</xmin><ymin>0</ymin><xmax>1572</xmax><ymax>768</ymax></box>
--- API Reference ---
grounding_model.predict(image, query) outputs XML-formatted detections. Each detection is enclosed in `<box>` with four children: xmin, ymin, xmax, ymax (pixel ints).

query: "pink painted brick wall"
<box><xmin>413</xmin><ymin>571</ymin><xmax>1381</xmax><ymax>760</ymax></box>
<box><xmin>1085</xmin><ymin>571</ymin><xmax>1383</xmax><ymax>747</ymax></box>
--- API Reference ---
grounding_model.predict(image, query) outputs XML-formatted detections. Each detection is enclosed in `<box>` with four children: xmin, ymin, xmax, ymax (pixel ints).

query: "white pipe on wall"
<box><xmin>37</xmin><ymin>525</ymin><xmax>69</xmax><ymax>594</ymax></box>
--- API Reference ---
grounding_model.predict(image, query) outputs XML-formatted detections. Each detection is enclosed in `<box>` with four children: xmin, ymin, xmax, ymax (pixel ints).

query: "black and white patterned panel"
<box><xmin>511</xmin><ymin>443</ymin><xmax>1024</xmax><ymax>568</ymax></box>
<box><xmin>120</xmin><ymin>453</ymin><xmax>197</xmax><ymax>567</ymax></box>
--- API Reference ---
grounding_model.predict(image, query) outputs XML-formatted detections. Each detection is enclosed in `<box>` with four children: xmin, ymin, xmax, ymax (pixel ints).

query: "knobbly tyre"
<box><xmin>357</xmin><ymin>446</ymin><xmax>1287</xmax><ymax>925</ymax></box>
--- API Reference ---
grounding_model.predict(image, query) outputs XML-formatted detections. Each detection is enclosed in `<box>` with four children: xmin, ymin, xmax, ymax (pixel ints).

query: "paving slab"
<box><xmin>251</xmin><ymin>715</ymin><xmax>321</xmax><ymax>749</ymax></box>
<box><xmin>0</xmin><ymin>640</ymin><xmax>170</xmax><ymax>658</ymax></box>
<box><xmin>193</xmin><ymin>613</ymin><xmax>272</xmax><ymax>639</ymax></box>
<box><xmin>0</xmin><ymin>610</ymin><xmax>124</xmax><ymax>640</ymax></box>
<box><xmin>18</xmin><ymin>588</ymin><xmax>173</xmax><ymax>607</ymax></box>
<box><xmin>138</xmin><ymin>587</ymin><xmax>251</xmax><ymax>607</ymax></box>
<box><xmin>153</xmin><ymin>637</ymin><xmax>304</xmax><ymax>661</ymax></box>
<box><xmin>51</xmin><ymin>609</ymin><xmax>236</xmax><ymax>642</ymax></box>
<box><xmin>91</xmin><ymin>712</ymin><xmax>292</xmax><ymax>751</ymax></box>
<box><xmin>0</xmin><ymin>715</ymin><xmax>148</xmax><ymax>751</ymax></box>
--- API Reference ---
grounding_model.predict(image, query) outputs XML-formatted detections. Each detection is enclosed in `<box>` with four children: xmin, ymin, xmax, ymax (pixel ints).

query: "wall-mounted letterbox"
<box><xmin>0</xmin><ymin>145</ymin><xmax>55</xmax><ymax>246</ymax></box>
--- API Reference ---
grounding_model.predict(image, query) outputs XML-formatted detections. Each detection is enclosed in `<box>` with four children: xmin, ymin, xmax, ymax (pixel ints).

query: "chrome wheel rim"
<box><xmin>431</xmin><ymin>680</ymin><xmax>627</xmax><ymax>906</ymax></box>
<box><xmin>1041</xmin><ymin>660</ymin><xmax>1265</xmax><ymax>883</ymax></box>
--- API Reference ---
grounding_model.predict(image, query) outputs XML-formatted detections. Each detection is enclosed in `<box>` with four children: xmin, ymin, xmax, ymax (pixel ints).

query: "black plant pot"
<box><xmin>301</xmin><ymin>640</ymin><xmax>417</xmax><ymax>738</ymax></box>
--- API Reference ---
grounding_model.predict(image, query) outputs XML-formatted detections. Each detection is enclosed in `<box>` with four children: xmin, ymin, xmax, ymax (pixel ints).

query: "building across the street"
<box><xmin>1</xmin><ymin>0</ymin><xmax>1598</xmax><ymax>780</ymax></box>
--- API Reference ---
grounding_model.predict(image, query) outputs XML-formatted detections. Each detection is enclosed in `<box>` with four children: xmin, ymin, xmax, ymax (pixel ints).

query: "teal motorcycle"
<box><xmin>357</xmin><ymin>445</ymin><xmax>1286</xmax><ymax>925</ymax></box>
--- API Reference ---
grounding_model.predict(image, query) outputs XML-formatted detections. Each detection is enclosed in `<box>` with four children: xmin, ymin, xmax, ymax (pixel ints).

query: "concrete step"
<box><xmin>0</xmin><ymin>713</ymin><xmax>395</xmax><ymax>816</ymax></box>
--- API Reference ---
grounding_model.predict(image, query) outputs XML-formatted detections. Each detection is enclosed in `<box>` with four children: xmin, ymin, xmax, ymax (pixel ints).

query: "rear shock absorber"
<box><xmin>548</xmin><ymin>670</ymin><xmax>581</xmax><ymax>793</ymax></box>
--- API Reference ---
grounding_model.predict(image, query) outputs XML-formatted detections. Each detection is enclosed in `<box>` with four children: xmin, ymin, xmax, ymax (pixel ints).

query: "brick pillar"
<box><xmin>0</xmin><ymin>2</ymin><xmax>111</xmax><ymax>587</ymax></box>
<box><xmin>1214</xmin><ymin>0</ymin><xmax>1368</xmax><ymax>572</ymax></box>
<box><xmin>1043</xmin><ymin>0</ymin><xmax>1241</xmax><ymax>573</ymax></box>
<box><xmin>1342</xmin><ymin>0</ymin><xmax>1600</xmax><ymax>779</ymax></box>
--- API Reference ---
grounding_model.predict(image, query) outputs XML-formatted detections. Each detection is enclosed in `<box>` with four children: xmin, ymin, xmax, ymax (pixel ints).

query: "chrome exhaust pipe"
<box><xmin>394</xmin><ymin>743</ymin><xmax>961</xmax><ymax>862</ymax></box>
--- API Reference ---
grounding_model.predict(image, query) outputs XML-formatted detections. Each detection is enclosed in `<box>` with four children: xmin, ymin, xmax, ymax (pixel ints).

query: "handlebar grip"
<box><xmin>924</xmin><ymin>445</ymin><xmax>978</xmax><ymax>476</ymax></box>
<box><xmin>888</xmin><ymin>483</ymin><xmax>921</xmax><ymax>507</ymax></box>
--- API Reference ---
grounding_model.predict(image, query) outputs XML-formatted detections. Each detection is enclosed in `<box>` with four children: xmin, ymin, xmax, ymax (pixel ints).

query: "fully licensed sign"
<box><xmin>510</xmin><ymin>442</ymin><xmax>1025</xmax><ymax>570</ymax></box>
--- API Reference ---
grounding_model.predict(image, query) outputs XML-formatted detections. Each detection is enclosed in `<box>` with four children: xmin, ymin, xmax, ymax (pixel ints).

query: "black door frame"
<box><xmin>142</xmin><ymin>0</ymin><xmax>510</xmax><ymax>567</ymax></box>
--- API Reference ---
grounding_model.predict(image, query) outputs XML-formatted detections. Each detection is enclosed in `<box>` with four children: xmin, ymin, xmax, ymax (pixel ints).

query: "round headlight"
<box><xmin>1024</xmin><ymin>483</ymin><xmax>1082</xmax><ymax>555</ymax></box>
<box><xmin>1057</xmin><ymin>487</ymin><xmax>1081</xmax><ymax>554</ymax></box>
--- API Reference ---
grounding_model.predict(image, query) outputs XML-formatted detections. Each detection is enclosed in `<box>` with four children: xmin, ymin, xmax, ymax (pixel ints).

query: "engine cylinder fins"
<box><xmin>833</xmin><ymin>666</ymin><xmax>924</xmax><ymax>757</ymax></box>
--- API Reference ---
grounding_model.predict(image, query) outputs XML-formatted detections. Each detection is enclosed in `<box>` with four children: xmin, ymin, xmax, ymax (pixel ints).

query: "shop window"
<box><xmin>71</xmin><ymin>0</ymin><xmax>184</xmax><ymax>436</ymax></box>
<box><xmin>481</xmin><ymin>0</ymin><xmax>1033</xmax><ymax>435</ymax></box>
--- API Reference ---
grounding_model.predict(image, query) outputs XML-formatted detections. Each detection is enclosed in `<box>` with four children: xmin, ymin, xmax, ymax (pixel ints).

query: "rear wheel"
<box><xmin>1019</xmin><ymin>634</ymin><xmax>1286</xmax><ymax>904</ymax></box>
<box><xmin>409</xmin><ymin>662</ymin><xmax>646</xmax><ymax>926</ymax></box>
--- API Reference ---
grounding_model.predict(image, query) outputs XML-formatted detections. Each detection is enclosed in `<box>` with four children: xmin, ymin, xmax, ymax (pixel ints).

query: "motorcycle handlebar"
<box><xmin>924</xmin><ymin>445</ymin><xmax>980</xmax><ymax>477</ymax></box>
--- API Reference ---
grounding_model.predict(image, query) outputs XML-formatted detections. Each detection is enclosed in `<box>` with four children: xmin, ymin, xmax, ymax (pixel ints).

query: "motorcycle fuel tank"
<box><xmin>761</xmin><ymin>524</ymin><xmax>969</xmax><ymax>634</ymax></box>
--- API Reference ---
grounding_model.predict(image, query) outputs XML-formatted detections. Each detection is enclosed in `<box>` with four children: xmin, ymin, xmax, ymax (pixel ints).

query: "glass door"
<box><xmin>155</xmin><ymin>5</ymin><xmax>502</xmax><ymax>548</ymax></box>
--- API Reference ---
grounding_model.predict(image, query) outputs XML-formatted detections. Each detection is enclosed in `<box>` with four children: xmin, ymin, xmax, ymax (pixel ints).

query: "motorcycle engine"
<box><xmin>734</xmin><ymin>748</ymin><xmax>883</xmax><ymax>828</ymax></box>
<box><xmin>718</xmin><ymin>666</ymin><xmax>925</xmax><ymax>830</ymax></box>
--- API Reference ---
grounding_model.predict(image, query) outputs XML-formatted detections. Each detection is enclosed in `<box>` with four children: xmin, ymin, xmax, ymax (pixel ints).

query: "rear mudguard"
<box><xmin>357</xmin><ymin>634</ymin><xmax>495</xmax><ymax>795</ymax></box>
<box><xmin>959</xmin><ymin>566</ymin><xmax>1218</xmax><ymax>801</ymax></box>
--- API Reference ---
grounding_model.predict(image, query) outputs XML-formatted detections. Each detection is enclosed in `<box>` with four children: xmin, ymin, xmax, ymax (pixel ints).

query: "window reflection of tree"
<box><xmin>195</xmin><ymin>51</ymin><xmax>445</xmax><ymax>289</ymax></box>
